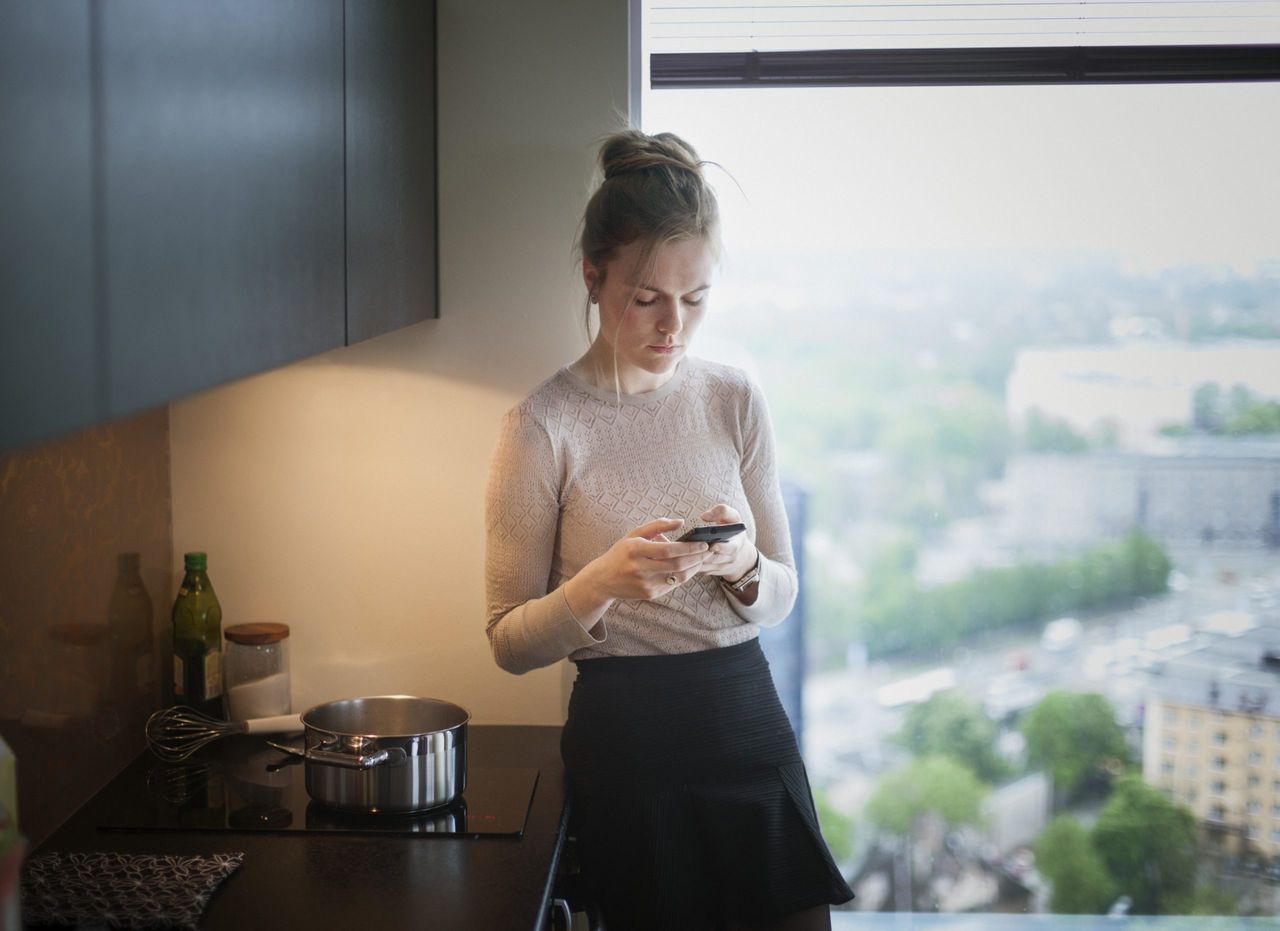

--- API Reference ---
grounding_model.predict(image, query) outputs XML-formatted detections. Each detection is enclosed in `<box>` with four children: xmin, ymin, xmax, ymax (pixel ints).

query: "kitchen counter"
<box><xmin>32</xmin><ymin>724</ymin><xmax>571</xmax><ymax>931</ymax></box>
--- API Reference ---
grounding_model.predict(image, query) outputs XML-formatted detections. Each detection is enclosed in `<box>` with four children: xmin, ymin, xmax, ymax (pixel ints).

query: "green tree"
<box><xmin>1022</xmin><ymin>408</ymin><xmax>1090</xmax><ymax>454</ymax></box>
<box><xmin>1034</xmin><ymin>816</ymin><xmax>1116</xmax><ymax>914</ymax></box>
<box><xmin>1193</xmin><ymin>382</ymin><xmax>1224</xmax><ymax>432</ymax></box>
<box><xmin>893</xmin><ymin>692</ymin><xmax>1009</xmax><ymax>784</ymax></box>
<box><xmin>865</xmin><ymin>755</ymin><xmax>988</xmax><ymax>836</ymax></box>
<box><xmin>1226</xmin><ymin>398</ymin><xmax>1280</xmax><ymax>435</ymax></box>
<box><xmin>1022</xmin><ymin>691</ymin><xmax>1129</xmax><ymax>796</ymax></box>
<box><xmin>1091</xmin><ymin>775</ymin><xmax>1197</xmax><ymax>915</ymax></box>
<box><xmin>813</xmin><ymin>786</ymin><xmax>856</xmax><ymax>863</ymax></box>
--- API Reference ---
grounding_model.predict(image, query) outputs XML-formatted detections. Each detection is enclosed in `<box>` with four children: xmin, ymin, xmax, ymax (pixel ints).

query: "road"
<box><xmin>803</xmin><ymin>546</ymin><xmax>1280</xmax><ymax>815</ymax></box>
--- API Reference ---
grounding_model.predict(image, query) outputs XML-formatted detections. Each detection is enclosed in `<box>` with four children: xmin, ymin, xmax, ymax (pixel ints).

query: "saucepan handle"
<box><xmin>305</xmin><ymin>746</ymin><xmax>407</xmax><ymax>769</ymax></box>
<box><xmin>242</xmin><ymin>714</ymin><xmax>304</xmax><ymax>735</ymax></box>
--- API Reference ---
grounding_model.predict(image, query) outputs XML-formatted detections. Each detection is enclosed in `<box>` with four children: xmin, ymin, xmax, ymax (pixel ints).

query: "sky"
<box><xmin>642</xmin><ymin>81</ymin><xmax>1280</xmax><ymax>276</ymax></box>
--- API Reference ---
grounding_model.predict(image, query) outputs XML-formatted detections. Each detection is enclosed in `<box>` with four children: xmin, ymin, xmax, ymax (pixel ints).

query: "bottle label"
<box><xmin>204</xmin><ymin>649</ymin><xmax>222</xmax><ymax>700</ymax></box>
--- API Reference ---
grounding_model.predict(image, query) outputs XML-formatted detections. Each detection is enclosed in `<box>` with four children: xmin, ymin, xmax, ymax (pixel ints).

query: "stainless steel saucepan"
<box><xmin>272</xmin><ymin>695</ymin><xmax>470</xmax><ymax>814</ymax></box>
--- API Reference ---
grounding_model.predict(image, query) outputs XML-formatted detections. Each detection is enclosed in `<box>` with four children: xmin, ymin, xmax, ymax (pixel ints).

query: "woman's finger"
<box><xmin>699</xmin><ymin>503</ymin><xmax>741</xmax><ymax>523</ymax></box>
<box><xmin>628</xmin><ymin>517</ymin><xmax>684</xmax><ymax>540</ymax></box>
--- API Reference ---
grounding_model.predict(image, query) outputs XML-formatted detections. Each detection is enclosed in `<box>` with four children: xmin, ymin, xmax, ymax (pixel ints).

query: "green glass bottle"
<box><xmin>171</xmin><ymin>552</ymin><xmax>223</xmax><ymax>717</ymax></box>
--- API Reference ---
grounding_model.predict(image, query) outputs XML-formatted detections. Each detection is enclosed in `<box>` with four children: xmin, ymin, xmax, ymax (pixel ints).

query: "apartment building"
<box><xmin>1144</xmin><ymin>625</ymin><xmax>1280</xmax><ymax>859</ymax></box>
<box><xmin>1002</xmin><ymin>439</ymin><xmax>1280</xmax><ymax>551</ymax></box>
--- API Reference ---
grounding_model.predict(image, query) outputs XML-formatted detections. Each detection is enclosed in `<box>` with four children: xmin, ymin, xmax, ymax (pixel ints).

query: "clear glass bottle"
<box><xmin>223</xmin><ymin>623</ymin><xmax>291</xmax><ymax>722</ymax></box>
<box><xmin>171</xmin><ymin>552</ymin><xmax>223</xmax><ymax>717</ymax></box>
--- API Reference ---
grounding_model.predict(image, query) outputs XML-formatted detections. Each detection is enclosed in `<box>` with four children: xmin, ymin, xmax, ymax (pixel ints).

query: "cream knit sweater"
<box><xmin>484</xmin><ymin>356</ymin><xmax>798</xmax><ymax>674</ymax></box>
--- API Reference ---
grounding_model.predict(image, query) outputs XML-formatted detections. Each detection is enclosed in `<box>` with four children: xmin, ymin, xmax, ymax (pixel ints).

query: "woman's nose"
<box><xmin>657</xmin><ymin>300</ymin><xmax>683</xmax><ymax>334</ymax></box>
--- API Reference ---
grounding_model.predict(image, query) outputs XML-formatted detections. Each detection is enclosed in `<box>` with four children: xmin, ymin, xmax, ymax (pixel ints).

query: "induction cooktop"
<box><xmin>95</xmin><ymin>739</ymin><xmax>538</xmax><ymax>838</ymax></box>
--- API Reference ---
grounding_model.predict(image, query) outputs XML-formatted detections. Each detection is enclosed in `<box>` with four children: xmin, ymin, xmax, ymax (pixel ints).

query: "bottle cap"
<box><xmin>225</xmin><ymin>623</ymin><xmax>290</xmax><ymax>645</ymax></box>
<box><xmin>183</xmin><ymin>552</ymin><xmax>208</xmax><ymax>571</ymax></box>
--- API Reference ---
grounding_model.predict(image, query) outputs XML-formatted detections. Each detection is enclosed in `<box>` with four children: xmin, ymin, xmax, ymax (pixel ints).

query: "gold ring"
<box><xmin>666</xmin><ymin>574</ymin><xmax>678</xmax><ymax>586</ymax></box>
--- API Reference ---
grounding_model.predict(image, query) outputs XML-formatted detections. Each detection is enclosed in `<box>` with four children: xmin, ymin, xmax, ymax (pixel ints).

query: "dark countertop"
<box><xmin>33</xmin><ymin>724</ymin><xmax>570</xmax><ymax>931</ymax></box>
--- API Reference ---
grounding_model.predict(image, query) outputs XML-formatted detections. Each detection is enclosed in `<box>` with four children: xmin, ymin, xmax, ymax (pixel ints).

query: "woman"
<box><xmin>485</xmin><ymin>129</ymin><xmax>853</xmax><ymax>931</ymax></box>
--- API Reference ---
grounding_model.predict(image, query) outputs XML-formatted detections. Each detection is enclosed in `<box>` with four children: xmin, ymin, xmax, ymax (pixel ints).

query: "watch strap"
<box><xmin>725</xmin><ymin>552</ymin><xmax>762</xmax><ymax>593</ymax></box>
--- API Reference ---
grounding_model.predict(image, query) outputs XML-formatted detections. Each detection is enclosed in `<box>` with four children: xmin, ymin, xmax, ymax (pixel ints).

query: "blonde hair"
<box><xmin>580</xmin><ymin>129</ymin><xmax>721</xmax><ymax>273</ymax></box>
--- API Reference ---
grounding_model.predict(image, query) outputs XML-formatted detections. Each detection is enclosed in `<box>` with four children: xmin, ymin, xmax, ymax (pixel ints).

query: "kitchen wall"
<box><xmin>168</xmin><ymin>0</ymin><xmax>630</xmax><ymax>725</ymax></box>
<box><xmin>0</xmin><ymin>409</ymin><xmax>171</xmax><ymax>845</ymax></box>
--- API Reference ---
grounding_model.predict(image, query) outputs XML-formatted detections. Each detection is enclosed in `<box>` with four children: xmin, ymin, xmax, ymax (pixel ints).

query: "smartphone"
<box><xmin>677</xmin><ymin>522</ymin><xmax>746</xmax><ymax>544</ymax></box>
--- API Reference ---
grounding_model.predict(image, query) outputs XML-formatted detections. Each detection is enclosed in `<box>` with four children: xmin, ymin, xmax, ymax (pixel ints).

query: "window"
<box><xmin>1251</xmin><ymin>751</ymin><xmax>1264</xmax><ymax>765</ymax></box>
<box><xmin>1211</xmin><ymin>804</ymin><xmax>1228</xmax><ymax>821</ymax></box>
<box><xmin>1250</xmin><ymin>775</ymin><xmax>1262</xmax><ymax>788</ymax></box>
<box><xmin>643</xmin><ymin>2</ymin><xmax>1280</xmax><ymax>918</ymax></box>
<box><xmin>1249</xmin><ymin>800</ymin><xmax>1262</xmax><ymax>814</ymax></box>
<box><xmin>1251</xmin><ymin>724</ymin><xmax>1264</xmax><ymax>739</ymax></box>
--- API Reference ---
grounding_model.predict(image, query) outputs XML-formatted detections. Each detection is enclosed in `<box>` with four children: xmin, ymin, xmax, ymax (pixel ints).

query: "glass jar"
<box><xmin>222</xmin><ymin>623</ymin><xmax>290</xmax><ymax>722</ymax></box>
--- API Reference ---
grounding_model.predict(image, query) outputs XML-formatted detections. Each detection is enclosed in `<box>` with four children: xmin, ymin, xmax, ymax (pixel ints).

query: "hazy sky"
<box><xmin>643</xmin><ymin>81</ymin><xmax>1280</xmax><ymax>275</ymax></box>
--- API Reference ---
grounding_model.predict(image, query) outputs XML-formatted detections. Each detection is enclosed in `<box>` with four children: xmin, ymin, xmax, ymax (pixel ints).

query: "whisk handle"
<box><xmin>242</xmin><ymin>713</ymin><xmax>304</xmax><ymax>735</ymax></box>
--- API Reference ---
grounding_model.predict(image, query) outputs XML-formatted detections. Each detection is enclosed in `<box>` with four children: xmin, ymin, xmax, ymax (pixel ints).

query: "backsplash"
<box><xmin>0</xmin><ymin>409</ymin><xmax>171</xmax><ymax>847</ymax></box>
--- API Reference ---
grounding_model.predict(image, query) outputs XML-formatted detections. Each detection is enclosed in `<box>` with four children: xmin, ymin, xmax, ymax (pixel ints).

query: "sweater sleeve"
<box><xmin>484</xmin><ymin>406</ymin><xmax>606</xmax><ymax>675</ymax></box>
<box><xmin>727</xmin><ymin>379</ymin><xmax>799</xmax><ymax>627</ymax></box>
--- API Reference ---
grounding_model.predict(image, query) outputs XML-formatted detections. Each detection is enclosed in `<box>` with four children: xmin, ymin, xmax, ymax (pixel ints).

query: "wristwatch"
<box><xmin>724</xmin><ymin>552</ymin><xmax>762</xmax><ymax>594</ymax></box>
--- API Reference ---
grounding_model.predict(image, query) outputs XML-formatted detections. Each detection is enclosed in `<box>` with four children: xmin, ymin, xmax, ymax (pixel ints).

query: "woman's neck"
<box><xmin>570</xmin><ymin>342</ymin><xmax>674</xmax><ymax>395</ymax></box>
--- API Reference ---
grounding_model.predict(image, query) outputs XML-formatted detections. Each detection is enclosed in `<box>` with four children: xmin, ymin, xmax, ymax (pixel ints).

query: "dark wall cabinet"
<box><xmin>0</xmin><ymin>2</ymin><xmax>98</xmax><ymax>452</ymax></box>
<box><xmin>345</xmin><ymin>1</ymin><xmax>438</xmax><ymax>345</ymax></box>
<box><xmin>0</xmin><ymin>0</ymin><xmax>437</xmax><ymax>453</ymax></box>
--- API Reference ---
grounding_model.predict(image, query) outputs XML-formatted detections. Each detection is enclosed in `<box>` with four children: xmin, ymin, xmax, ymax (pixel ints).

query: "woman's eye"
<box><xmin>635</xmin><ymin>296</ymin><xmax>658</xmax><ymax>307</ymax></box>
<box><xmin>684</xmin><ymin>296</ymin><xmax>705</xmax><ymax>306</ymax></box>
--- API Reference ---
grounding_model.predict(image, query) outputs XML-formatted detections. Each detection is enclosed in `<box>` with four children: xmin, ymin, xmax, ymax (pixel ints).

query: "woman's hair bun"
<box><xmin>578</xmin><ymin>128</ymin><xmax>720</xmax><ymax>274</ymax></box>
<box><xmin>600</xmin><ymin>130</ymin><xmax>704</xmax><ymax>181</ymax></box>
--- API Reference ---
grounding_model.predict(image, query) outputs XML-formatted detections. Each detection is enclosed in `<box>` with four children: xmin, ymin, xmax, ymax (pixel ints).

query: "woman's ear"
<box><xmin>583</xmin><ymin>259</ymin><xmax>602</xmax><ymax>303</ymax></box>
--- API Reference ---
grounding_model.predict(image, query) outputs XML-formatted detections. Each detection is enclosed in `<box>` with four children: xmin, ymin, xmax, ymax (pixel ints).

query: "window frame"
<box><xmin>651</xmin><ymin>43</ymin><xmax>1280</xmax><ymax>89</ymax></box>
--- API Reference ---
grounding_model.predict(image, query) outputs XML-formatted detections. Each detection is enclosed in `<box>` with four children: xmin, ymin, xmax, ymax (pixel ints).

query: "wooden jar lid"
<box><xmin>225</xmin><ymin>623</ymin><xmax>290</xmax><ymax>645</ymax></box>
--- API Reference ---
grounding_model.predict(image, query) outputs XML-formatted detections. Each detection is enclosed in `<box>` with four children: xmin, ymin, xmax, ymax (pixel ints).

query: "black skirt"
<box><xmin>560</xmin><ymin>638</ymin><xmax>854</xmax><ymax>931</ymax></box>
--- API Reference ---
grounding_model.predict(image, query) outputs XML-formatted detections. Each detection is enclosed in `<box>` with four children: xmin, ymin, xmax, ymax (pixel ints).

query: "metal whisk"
<box><xmin>145</xmin><ymin>706</ymin><xmax>303</xmax><ymax>761</ymax></box>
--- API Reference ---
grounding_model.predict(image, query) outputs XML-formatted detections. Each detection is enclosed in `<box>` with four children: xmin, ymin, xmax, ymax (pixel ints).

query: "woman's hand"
<box><xmin>565</xmin><ymin>519</ymin><xmax>711</xmax><ymax>626</ymax></box>
<box><xmin>695</xmin><ymin>504</ymin><xmax>758</xmax><ymax>583</ymax></box>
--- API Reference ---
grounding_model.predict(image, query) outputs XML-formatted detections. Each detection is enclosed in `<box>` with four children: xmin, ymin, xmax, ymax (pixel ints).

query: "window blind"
<box><xmin>645</xmin><ymin>1</ymin><xmax>1280</xmax><ymax>86</ymax></box>
<box><xmin>649</xmin><ymin>1</ymin><xmax>1280</xmax><ymax>53</ymax></box>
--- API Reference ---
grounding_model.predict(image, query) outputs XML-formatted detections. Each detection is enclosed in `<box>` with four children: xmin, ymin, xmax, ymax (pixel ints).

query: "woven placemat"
<box><xmin>23</xmin><ymin>851</ymin><xmax>244</xmax><ymax>930</ymax></box>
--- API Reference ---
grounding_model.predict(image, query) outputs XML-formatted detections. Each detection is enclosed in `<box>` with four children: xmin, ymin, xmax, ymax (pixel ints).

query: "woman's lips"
<box><xmin>649</xmin><ymin>344</ymin><xmax>680</xmax><ymax>354</ymax></box>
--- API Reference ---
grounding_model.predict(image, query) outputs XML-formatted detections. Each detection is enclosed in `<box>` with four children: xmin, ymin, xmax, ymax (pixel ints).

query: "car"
<box><xmin>1040</xmin><ymin>617</ymin><xmax>1082</xmax><ymax>652</ymax></box>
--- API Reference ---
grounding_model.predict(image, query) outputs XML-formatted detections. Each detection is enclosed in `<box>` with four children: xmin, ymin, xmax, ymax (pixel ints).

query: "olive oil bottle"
<box><xmin>171</xmin><ymin>552</ymin><xmax>223</xmax><ymax>716</ymax></box>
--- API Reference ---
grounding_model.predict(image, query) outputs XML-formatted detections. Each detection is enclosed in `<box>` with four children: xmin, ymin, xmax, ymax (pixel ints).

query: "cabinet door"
<box><xmin>345</xmin><ymin>0</ymin><xmax>438</xmax><ymax>344</ymax></box>
<box><xmin>101</xmin><ymin>0</ymin><xmax>345</xmax><ymax>418</ymax></box>
<box><xmin>0</xmin><ymin>1</ymin><xmax>97</xmax><ymax>452</ymax></box>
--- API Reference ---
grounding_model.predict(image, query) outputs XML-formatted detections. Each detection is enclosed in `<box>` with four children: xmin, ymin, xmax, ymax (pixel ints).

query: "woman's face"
<box><xmin>583</xmin><ymin>237</ymin><xmax>715</xmax><ymax>393</ymax></box>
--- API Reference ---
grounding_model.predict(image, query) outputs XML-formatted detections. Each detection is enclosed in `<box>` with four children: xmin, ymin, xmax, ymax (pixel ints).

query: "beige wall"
<box><xmin>169</xmin><ymin>0</ymin><xmax>630</xmax><ymax>725</ymax></box>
